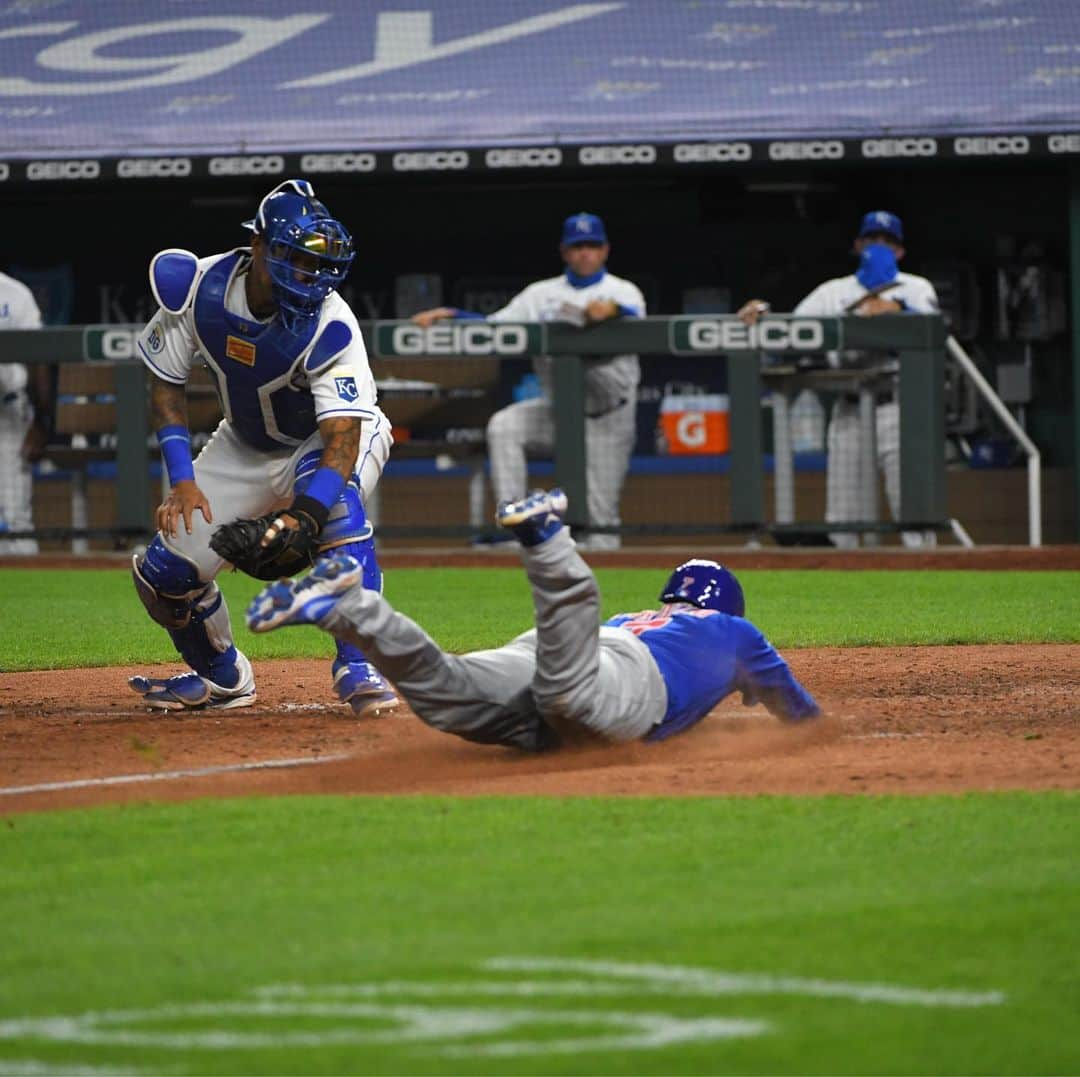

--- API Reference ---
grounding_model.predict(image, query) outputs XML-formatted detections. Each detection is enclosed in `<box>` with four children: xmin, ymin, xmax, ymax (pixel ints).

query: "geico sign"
<box><xmin>579</xmin><ymin>144</ymin><xmax>657</xmax><ymax>166</ymax></box>
<box><xmin>27</xmin><ymin>159</ymin><xmax>100</xmax><ymax>181</ymax></box>
<box><xmin>954</xmin><ymin>135</ymin><xmax>1029</xmax><ymax>156</ymax></box>
<box><xmin>98</xmin><ymin>330</ymin><xmax>137</xmax><ymax>360</ymax></box>
<box><xmin>117</xmin><ymin>157</ymin><xmax>192</xmax><ymax>178</ymax></box>
<box><xmin>687</xmin><ymin>319</ymin><xmax>825</xmax><ymax>351</ymax></box>
<box><xmin>768</xmin><ymin>140</ymin><xmax>844</xmax><ymax>161</ymax></box>
<box><xmin>485</xmin><ymin>147</ymin><xmax>562</xmax><ymax>168</ymax></box>
<box><xmin>861</xmin><ymin>137</ymin><xmax>937</xmax><ymax>158</ymax></box>
<box><xmin>674</xmin><ymin>142</ymin><xmax>752</xmax><ymax>163</ymax></box>
<box><xmin>300</xmin><ymin>152</ymin><xmax>376</xmax><ymax>173</ymax></box>
<box><xmin>208</xmin><ymin>155</ymin><xmax>284</xmax><ymax>176</ymax></box>
<box><xmin>392</xmin><ymin>324</ymin><xmax>529</xmax><ymax>355</ymax></box>
<box><xmin>1048</xmin><ymin>133</ymin><xmax>1080</xmax><ymax>154</ymax></box>
<box><xmin>392</xmin><ymin>151</ymin><xmax>469</xmax><ymax>171</ymax></box>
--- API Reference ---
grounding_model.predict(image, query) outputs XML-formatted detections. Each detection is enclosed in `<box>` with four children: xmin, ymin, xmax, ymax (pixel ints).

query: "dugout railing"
<box><xmin>1</xmin><ymin>314</ymin><xmax>949</xmax><ymax>547</ymax></box>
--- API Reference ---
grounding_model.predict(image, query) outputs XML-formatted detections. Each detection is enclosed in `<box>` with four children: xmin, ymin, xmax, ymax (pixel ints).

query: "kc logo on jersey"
<box><xmin>225</xmin><ymin>335</ymin><xmax>256</xmax><ymax>366</ymax></box>
<box><xmin>334</xmin><ymin>375</ymin><xmax>358</xmax><ymax>401</ymax></box>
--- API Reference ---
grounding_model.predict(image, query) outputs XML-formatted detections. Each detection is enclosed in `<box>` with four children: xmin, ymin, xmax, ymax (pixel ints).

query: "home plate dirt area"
<box><xmin>2</xmin><ymin>643</ymin><xmax>1077</xmax><ymax>814</ymax></box>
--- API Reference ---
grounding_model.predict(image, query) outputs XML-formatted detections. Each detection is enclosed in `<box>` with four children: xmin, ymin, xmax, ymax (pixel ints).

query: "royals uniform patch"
<box><xmin>146</xmin><ymin>321</ymin><xmax>164</xmax><ymax>354</ymax></box>
<box><xmin>225</xmin><ymin>335</ymin><xmax>256</xmax><ymax>366</ymax></box>
<box><xmin>334</xmin><ymin>375</ymin><xmax>358</xmax><ymax>401</ymax></box>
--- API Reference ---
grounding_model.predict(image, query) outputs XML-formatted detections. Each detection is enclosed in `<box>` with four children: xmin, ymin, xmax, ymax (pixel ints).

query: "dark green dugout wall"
<box><xmin>2</xmin><ymin>156</ymin><xmax>1077</xmax><ymax>538</ymax></box>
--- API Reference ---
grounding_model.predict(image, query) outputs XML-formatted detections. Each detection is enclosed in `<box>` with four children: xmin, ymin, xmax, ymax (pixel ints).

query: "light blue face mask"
<box><xmin>856</xmin><ymin>242</ymin><xmax>899</xmax><ymax>290</ymax></box>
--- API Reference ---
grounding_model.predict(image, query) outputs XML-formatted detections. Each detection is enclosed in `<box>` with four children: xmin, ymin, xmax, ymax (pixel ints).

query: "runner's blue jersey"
<box><xmin>604</xmin><ymin>605</ymin><xmax>820</xmax><ymax>740</ymax></box>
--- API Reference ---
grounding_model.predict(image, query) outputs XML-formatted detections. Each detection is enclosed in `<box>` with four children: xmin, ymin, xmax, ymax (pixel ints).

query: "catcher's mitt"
<box><xmin>210</xmin><ymin>507</ymin><xmax>321</xmax><ymax>580</ymax></box>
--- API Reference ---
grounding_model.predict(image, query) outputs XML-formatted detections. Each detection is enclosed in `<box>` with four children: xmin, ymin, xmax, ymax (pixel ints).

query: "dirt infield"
<box><xmin>2</xmin><ymin>644</ymin><xmax>1077</xmax><ymax>814</ymax></box>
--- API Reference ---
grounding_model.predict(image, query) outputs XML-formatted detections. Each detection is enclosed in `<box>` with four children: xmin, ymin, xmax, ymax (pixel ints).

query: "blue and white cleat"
<box><xmin>246</xmin><ymin>554</ymin><xmax>363</xmax><ymax>633</ymax></box>
<box><xmin>129</xmin><ymin>654</ymin><xmax>256</xmax><ymax>711</ymax></box>
<box><xmin>332</xmin><ymin>659</ymin><xmax>398</xmax><ymax>717</ymax></box>
<box><xmin>496</xmin><ymin>488</ymin><xmax>568</xmax><ymax>547</ymax></box>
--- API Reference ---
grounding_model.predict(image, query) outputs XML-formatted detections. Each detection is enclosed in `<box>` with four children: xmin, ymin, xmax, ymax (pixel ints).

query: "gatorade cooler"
<box><xmin>658</xmin><ymin>393</ymin><xmax>730</xmax><ymax>454</ymax></box>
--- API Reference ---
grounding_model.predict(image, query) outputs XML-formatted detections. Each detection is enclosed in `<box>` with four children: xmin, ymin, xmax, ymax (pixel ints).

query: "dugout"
<box><xmin>0</xmin><ymin>2</ymin><xmax>1077</xmax><ymax>544</ymax></box>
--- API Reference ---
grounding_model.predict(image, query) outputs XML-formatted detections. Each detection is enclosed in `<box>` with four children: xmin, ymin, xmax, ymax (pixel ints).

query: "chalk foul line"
<box><xmin>0</xmin><ymin>754</ymin><xmax>351</xmax><ymax>798</ymax></box>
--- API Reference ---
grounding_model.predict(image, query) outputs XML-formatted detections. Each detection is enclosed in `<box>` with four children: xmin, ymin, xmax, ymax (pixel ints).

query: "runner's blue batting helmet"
<box><xmin>243</xmin><ymin>179</ymin><xmax>355</xmax><ymax>329</ymax></box>
<box><xmin>660</xmin><ymin>559</ymin><xmax>745</xmax><ymax>617</ymax></box>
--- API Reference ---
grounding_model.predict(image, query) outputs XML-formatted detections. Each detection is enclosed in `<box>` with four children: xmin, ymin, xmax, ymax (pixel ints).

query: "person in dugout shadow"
<box><xmin>738</xmin><ymin>210</ymin><xmax>939</xmax><ymax>548</ymax></box>
<box><xmin>412</xmin><ymin>212</ymin><xmax>645</xmax><ymax>550</ymax></box>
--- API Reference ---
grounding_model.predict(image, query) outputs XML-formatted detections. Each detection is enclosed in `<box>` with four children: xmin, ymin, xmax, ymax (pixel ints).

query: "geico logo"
<box><xmin>117</xmin><ymin>158</ymin><xmax>192</xmax><ymax>178</ymax></box>
<box><xmin>208</xmin><ymin>155</ymin><xmax>284</xmax><ymax>176</ymax></box>
<box><xmin>1048</xmin><ymin>134</ymin><xmax>1080</xmax><ymax>154</ymax></box>
<box><xmin>768</xmin><ymin>140</ymin><xmax>844</xmax><ymax>161</ymax></box>
<box><xmin>101</xmin><ymin>330</ymin><xmax>136</xmax><ymax>360</ymax></box>
<box><xmin>687</xmin><ymin>318</ymin><xmax>825</xmax><ymax>351</ymax></box>
<box><xmin>954</xmin><ymin>136</ymin><xmax>1029</xmax><ymax>156</ymax></box>
<box><xmin>27</xmin><ymin>159</ymin><xmax>100</xmax><ymax>181</ymax></box>
<box><xmin>0</xmin><ymin>163</ymin><xmax>8</xmax><ymax>182</ymax></box>
<box><xmin>392</xmin><ymin>151</ymin><xmax>469</xmax><ymax>171</ymax></box>
<box><xmin>485</xmin><ymin>147</ymin><xmax>562</xmax><ymax>168</ymax></box>
<box><xmin>673</xmin><ymin>142</ymin><xmax>752</xmax><ymax>163</ymax></box>
<box><xmin>579</xmin><ymin>144</ymin><xmax>657</xmax><ymax>165</ymax></box>
<box><xmin>300</xmin><ymin>152</ymin><xmax>376</xmax><ymax>173</ymax></box>
<box><xmin>392</xmin><ymin>324</ymin><xmax>528</xmax><ymax>355</ymax></box>
<box><xmin>861</xmin><ymin>138</ymin><xmax>937</xmax><ymax>158</ymax></box>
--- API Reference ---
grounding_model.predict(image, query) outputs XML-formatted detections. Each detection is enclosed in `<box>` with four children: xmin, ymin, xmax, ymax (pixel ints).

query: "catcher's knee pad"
<box><xmin>133</xmin><ymin>536</ymin><xmax>205</xmax><ymax>629</ymax></box>
<box><xmin>134</xmin><ymin>536</ymin><xmax>241</xmax><ymax>684</ymax></box>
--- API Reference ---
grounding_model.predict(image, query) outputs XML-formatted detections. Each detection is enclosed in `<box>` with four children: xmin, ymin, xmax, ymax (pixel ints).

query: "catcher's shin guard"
<box><xmin>133</xmin><ymin>535</ymin><xmax>246</xmax><ymax>689</ymax></box>
<box><xmin>315</xmin><ymin>489</ymin><xmax>396</xmax><ymax>714</ymax></box>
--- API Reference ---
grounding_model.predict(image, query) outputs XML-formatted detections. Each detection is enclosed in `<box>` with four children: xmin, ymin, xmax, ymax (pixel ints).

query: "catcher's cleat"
<box><xmin>129</xmin><ymin>653</ymin><xmax>256</xmax><ymax>711</ymax></box>
<box><xmin>246</xmin><ymin>553</ymin><xmax>362</xmax><ymax>633</ymax></box>
<box><xmin>496</xmin><ymin>488</ymin><xmax>568</xmax><ymax>548</ymax></box>
<box><xmin>332</xmin><ymin>660</ymin><xmax>398</xmax><ymax>717</ymax></box>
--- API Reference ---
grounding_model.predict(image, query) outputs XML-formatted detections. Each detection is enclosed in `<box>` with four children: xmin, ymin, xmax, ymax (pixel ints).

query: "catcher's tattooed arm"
<box><xmin>150</xmin><ymin>373</ymin><xmax>213</xmax><ymax>538</ymax></box>
<box><xmin>316</xmin><ymin>415</ymin><xmax>363</xmax><ymax>482</ymax></box>
<box><xmin>267</xmin><ymin>415</ymin><xmax>362</xmax><ymax>544</ymax></box>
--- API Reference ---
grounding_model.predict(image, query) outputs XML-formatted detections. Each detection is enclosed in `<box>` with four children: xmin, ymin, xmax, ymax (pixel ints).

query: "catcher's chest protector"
<box><xmin>192</xmin><ymin>252</ymin><xmax>320</xmax><ymax>451</ymax></box>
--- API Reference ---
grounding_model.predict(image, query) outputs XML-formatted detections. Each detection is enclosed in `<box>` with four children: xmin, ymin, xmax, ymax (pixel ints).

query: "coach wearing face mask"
<box><xmin>737</xmin><ymin>211</ymin><xmax>940</xmax><ymax>548</ymax></box>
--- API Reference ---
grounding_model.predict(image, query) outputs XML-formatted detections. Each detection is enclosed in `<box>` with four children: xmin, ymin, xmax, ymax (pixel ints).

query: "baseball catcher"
<box><xmin>128</xmin><ymin>179</ymin><xmax>397</xmax><ymax>715</ymax></box>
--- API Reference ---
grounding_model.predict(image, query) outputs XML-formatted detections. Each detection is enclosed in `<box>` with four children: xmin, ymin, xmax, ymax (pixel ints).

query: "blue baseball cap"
<box><xmin>561</xmin><ymin>212</ymin><xmax>608</xmax><ymax>246</ymax></box>
<box><xmin>858</xmin><ymin>210</ymin><xmax>904</xmax><ymax>243</ymax></box>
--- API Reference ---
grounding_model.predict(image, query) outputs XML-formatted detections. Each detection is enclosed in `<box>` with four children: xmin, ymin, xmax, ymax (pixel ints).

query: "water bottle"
<box><xmin>790</xmin><ymin>389</ymin><xmax>825</xmax><ymax>453</ymax></box>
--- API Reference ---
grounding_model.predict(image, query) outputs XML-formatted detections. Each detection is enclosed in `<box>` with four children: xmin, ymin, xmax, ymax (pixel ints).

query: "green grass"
<box><xmin>0</xmin><ymin>794</ymin><xmax>1077</xmax><ymax>1075</ymax></box>
<box><xmin>2</xmin><ymin>568</ymin><xmax>1078</xmax><ymax>671</ymax></box>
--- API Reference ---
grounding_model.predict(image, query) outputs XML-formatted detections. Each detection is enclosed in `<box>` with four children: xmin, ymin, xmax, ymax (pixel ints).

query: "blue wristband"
<box><xmin>302</xmin><ymin>466</ymin><xmax>347</xmax><ymax>512</ymax></box>
<box><xmin>158</xmin><ymin>424</ymin><xmax>194</xmax><ymax>485</ymax></box>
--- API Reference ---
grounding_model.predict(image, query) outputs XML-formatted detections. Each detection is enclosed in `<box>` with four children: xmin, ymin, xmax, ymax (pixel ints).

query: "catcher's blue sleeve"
<box><xmin>605</xmin><ymin>610</ymin><xmax>819</xmax><ymax>741</ymax></box>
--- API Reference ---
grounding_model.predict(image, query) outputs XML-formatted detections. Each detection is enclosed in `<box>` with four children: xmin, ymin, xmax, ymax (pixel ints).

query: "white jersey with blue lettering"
<box><xmin>136</xmin><ymin>249</ymin><xmax>379</xmax><ymax>448</ymax></box>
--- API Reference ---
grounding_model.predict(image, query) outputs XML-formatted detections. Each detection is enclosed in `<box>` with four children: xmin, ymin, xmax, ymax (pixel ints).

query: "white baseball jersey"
<box><xmin>137</xmin><ymin>249</ymin><xmax>379</xmax><ymax>445</ymax></box>
<box><xmin>794</xmin><ymin>271</ymin><xmax>939</xmax><ymax>367</ymax></box>
<box><xmin>0</xmin><ymin>271</ymin><xmax>43</xmax><ymax>394</ymax></box>
<box><xmin>0</xmin><ymin>271</ymin><xmax>44</xmax><ymax>552</ymax></box>
<box><xmin>489</xmin><ymin>271</ymin><xmax>645</xmax><ymax>415</ymax></box>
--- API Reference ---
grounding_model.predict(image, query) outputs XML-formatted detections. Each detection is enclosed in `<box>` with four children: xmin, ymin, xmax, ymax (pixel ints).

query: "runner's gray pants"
<box><xmin>322</xmin><ymin>529</ymin><xmax>667</xmax><ymax>742</ymax></box>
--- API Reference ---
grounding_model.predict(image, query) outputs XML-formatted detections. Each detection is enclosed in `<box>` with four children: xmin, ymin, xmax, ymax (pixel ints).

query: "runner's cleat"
<box><xmin>246</xmin><ymin>554</ymin><xmax>363</xmax><ymax>632</ymax></box>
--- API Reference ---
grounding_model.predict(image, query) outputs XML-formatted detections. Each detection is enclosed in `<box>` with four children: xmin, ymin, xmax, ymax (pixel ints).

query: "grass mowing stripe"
<box><xmin>2</xmin><ymin>569</ymin><xmax>1078</xmax><ymax>671</ymax></box>
<box><xmin>0</xmin><ymin>794</ymin><xmax>1076</xmax><ymax>1075</ymax></box>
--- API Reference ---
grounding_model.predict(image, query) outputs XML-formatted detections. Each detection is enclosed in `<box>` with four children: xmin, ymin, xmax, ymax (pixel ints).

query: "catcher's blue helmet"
<box><xmin>660</xmin><ymin>559</ymin><xmax>745</xmax><ymax>617</ymax></box>
<box><xmin>243</xmin><ymin>179</ymin><xmax>355</xmax><ymax>328</ymax></box>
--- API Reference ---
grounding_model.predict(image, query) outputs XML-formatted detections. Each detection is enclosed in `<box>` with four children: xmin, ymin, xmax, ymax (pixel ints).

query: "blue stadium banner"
<box><xmin>0</xmin><ymin>0</ymin><xmax>1077</xmax><ymax>187</ymax></box>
